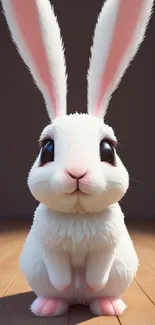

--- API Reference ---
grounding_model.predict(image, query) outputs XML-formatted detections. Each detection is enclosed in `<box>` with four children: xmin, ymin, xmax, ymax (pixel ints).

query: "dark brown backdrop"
<box><xmin>0</xmin><ymin>0</ymin><xmax>155</xmax><ymax>220</ymax></box>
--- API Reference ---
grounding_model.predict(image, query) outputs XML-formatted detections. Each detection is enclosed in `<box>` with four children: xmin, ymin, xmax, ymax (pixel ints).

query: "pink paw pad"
<box><xmin>31</xmin><ymin>297</ymin><xmax>69</xmax><ymax>317</ymax></box>
<box><xmin>87</xmin><ymin>284</ymin><xmax>103</xmax><ymax>292</ymax></box>
<box><xmin>90</xmin><ymin>297</ymin><xmax>126</xmax><ymax>316</ymax></box>
<box><xmin>58</xmin><ymin>284</ymin><xmax>71</xmax><ymax>292</ymax></box>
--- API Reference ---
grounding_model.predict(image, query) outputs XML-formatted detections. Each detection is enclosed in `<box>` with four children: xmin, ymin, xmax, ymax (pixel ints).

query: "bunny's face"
<box><xmin>28</xmin><ymin>113</ymin><xmax>129</xmax><ymax>213</ymax></box>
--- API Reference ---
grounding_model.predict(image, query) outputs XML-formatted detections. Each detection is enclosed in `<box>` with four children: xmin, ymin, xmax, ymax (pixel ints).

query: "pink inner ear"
<box><xmin>95</xmin><ymin>0</ymin><xmax>144</xmax><ymax>115</ymax></box>
<box><xmin>11</xmin><ymin>0</ymin><xmax>57</xmax><ymax>115</ymax></box>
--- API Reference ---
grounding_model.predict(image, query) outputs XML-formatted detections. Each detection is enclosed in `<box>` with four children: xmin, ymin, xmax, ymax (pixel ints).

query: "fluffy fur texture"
<box><xmin>1</xmin><ymin>0</ymin><xmax>153</xmax><ymax>318</ymax></box>
<box><xmin>1</xmin><ymin>0</ymin><xmax>67</xmax><ymax>120</ymax></box>
<box><xmin>20</xmin><ymin>203</ymin><xmax>138</xmax><ymax>306</ymax></box>
<box><xmin>87</xmin><ymin>0</ymin><xmax>154</xmax><ymax>117</ymax></box>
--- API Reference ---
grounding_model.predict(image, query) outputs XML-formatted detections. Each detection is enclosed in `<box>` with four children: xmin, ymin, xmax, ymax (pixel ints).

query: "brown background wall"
<box><xmin>0</xmin><ymin>0</ymin><xmax>154</xmax><ymax>220</ymax></box>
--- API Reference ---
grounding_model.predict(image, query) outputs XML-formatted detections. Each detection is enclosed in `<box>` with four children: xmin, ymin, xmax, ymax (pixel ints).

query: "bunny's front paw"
<box><xmin>87</xmin><ymin>283</ymin><xmax>105</xmax><ymax>292</ymax></box>
<box><xmin>31</xmin><ymin>297</ymin><xmax>69</xmax><ymax>317</ymax></box>
<box><xmin>86</xmin><ymin>251</ymin><xmax>112</xmax><ymax>292</ymax></box>
<box><xmin>86</xmin><ymin>274</ymin><xmax>109</xmax><ymax>292</ymax></box>
<box><xmin>56</xmin><ymin>283</ymin><xmax>71</xmax><ymax>293</ymax></box>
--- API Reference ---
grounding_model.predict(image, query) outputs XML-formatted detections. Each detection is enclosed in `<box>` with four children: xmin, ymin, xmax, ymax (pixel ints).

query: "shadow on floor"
<box><xmin>0</xmin><ymin>292</ymin><xmax>94</xmax><ymax>325</ymax></box>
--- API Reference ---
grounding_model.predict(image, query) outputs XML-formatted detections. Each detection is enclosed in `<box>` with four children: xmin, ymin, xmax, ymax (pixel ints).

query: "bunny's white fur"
<box><xmin>21</xmin><ymin>113</ymin><xmax>136</xmax><ymax>312</ymax></box>
<box><xmin>1</xmin><ymin>0</ymin><xmax>153</xmax><ymax>317</ymax></box>
<box><xmin>1</xmin><ymin>0</ymin><xmax>67</xmax><ymax>120</ymax></box>
<box><xmin>88</xmin><ymin>0</ymin><xmax>154</xmax><ymax>117</ymax></box>
<box><xmin>20</xmin><ymin>202</ymin><xmax>138</xmax><ymax>304</ymax></box>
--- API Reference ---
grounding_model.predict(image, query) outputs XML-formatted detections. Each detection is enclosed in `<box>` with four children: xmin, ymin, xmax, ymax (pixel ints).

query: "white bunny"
<box><xmin>1</xmin><ymin>0</ymin><xmax>153</xmax><ymax>318</ymax></box>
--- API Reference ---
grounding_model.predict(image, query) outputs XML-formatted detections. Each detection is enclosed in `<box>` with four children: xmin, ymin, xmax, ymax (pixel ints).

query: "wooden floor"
<box><xmin>1</xmin><ymin>219</ymin><xmax>155</xmax><ymax>325</ymax></box>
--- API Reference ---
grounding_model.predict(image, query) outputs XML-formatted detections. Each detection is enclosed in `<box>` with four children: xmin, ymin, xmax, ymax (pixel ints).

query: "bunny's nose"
<box><xmin>67</xmin><ymin>171</ymin><xmax>87</xmax><ymax>180</ymax></box>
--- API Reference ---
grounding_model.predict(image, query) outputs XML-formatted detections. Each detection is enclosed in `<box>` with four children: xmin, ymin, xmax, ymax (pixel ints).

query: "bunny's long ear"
<box><xmin>87</xmin><ymin>0</ymin><xmax>154</xmax><ymax>118</ymax></box>
<box><xmin>1</xmin><ymin>0</ymin><xmax>67</xmax><ymax>121</ymax></box>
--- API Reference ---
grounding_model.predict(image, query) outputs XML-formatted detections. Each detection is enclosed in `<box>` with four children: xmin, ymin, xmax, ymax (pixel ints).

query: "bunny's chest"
<box><xmin>35</xmin><ymin>207</ymin><xmax>122</xmax><ymax>262</ymax></box>
<box><xmin>50</xmin><ymin>220</ymin><xmax>105</xmax><ymax>254</ymax></box>
<box><xmin>49</xmin><ymin>221</ymin><xmax>106</xmax><ymax>268</ymax></box>
<box><xmin>70</xmin><ymin>250</ymin><xmax>87</xmax><ymax>268</ymax></box>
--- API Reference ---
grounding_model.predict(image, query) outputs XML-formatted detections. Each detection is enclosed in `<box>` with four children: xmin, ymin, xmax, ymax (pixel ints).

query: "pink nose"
<box><xmin>67</xmin><ymin>170</ymin><xmax>87</xmax><ymax>180</ymax></box>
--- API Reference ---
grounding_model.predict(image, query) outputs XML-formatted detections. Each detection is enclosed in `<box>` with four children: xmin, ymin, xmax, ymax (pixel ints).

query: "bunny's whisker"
<box><xmin>129</xmin><ymin>178</ymin><xmax>149</xmax><ymax>188</ymax></box>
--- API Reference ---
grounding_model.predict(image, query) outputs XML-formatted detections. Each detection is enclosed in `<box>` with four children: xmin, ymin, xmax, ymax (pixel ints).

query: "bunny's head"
<box><xmin>2</xmin><ymin>0</ymin><xmax>153</xmax><ymax>213</ymax></box>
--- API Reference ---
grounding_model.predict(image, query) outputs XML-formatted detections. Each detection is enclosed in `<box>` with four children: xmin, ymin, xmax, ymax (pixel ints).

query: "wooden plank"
<box><xmin>130</xmin><ymin>230</ymin><xmax>155</xmax><ymax>304</ymax></box>
<box><xmin>119</xmin><ymin>281</ymin><xmax>155</xmax><ymax>325</ymax></box>
<box><xmin>136</xmin><ymin>264</ymin><xmax>155</xmax><ymax>304</ymax></box>
<box><xmin>76</xmin><ymin>316</ymin><xmax>120</xmax><ymax>325</ymax></box>
<box><xmin>2</xmin><ymin>272</ymin><xmax>31</xmax><ymax>297</ymax></box>
<box><xmin>0</xmin><ymin>228</ymin><xmax>28</xmax><ymax>296</ymax></box>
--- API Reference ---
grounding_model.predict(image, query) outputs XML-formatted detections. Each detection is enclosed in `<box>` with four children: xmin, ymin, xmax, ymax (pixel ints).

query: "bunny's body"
<box><xmin>2</xmin><ymin>0</ymin><xmax>153</xmax><ymax>318</ymax></box>
<box><xmin>20</xmin><ymin>202</ymin><xmax>138</xmax><ymax>306</ymax></box>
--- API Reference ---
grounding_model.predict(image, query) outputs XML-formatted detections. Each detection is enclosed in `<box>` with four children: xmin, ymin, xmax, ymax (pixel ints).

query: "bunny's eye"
<box><xmin>100</xmin><ymin>140</ymin><xmax>115</xmax><ymax>165</ymax></box>
<box><xmin>40</xmin><ymin>139</ymin><xmax>54</xmax><ymax>166</ymax></box>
